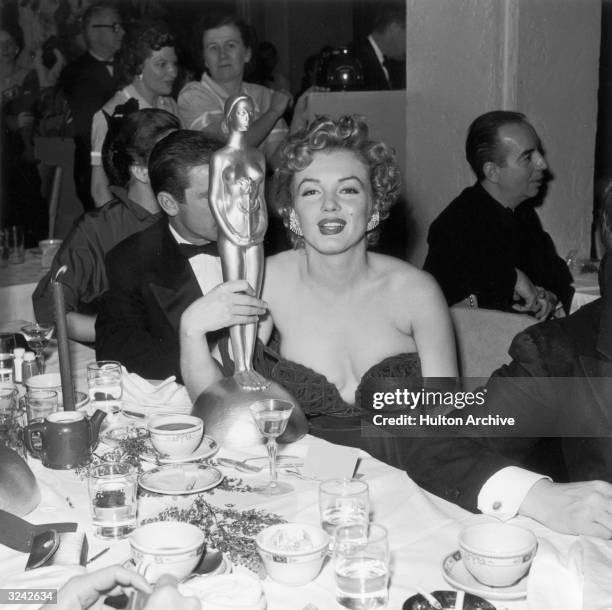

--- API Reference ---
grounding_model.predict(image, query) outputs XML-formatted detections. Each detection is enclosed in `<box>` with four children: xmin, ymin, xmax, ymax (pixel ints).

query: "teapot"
<box><xmin>24</xmin><ymin>410</ymin><xmax>107</xmax><ymax>470</ymax></box>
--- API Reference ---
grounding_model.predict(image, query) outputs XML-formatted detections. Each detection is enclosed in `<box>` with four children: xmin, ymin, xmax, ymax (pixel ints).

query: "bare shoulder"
<box><xmin>369</xmin><ymin>253</ymin><xmax>442</xmax><ymax>303</ymax></box>
<box><xmin>263</xmin><ymin>250</ymin><xmax>303</xmax><ymax>296</ymax></box>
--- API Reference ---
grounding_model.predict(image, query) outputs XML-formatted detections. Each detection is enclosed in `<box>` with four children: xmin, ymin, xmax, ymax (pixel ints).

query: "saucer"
<box><xmin>141</xmin><ymin>435</ymin><xmax>219</xmax><ymax>464</ymax></box>
<box><xmin>403</xmin><ymin>590</ymin><xmax>497</xmax><ymax>610</ymax></box>
<box><xmin>442</xmin><ymin>550</ymin><xmax>528</xmax><ymax>601</ymax></box>
<box><xmin>139</xmin><ymin>464</ymin><xmax>223</xmax><ymax>495</ymax></box>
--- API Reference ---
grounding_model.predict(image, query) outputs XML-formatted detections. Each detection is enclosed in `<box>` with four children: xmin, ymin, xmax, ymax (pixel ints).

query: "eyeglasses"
<box><xmin>91</xmin><ymin>23</ymin><xmax>124</xmax><ymax>33</ymax></box>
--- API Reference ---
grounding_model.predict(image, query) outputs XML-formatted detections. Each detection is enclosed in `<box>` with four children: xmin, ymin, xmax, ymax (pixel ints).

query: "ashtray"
<box><xmin>403</xmin><ymin>590</ymin><xmax>496</xmax><ymax>610</ymax></box>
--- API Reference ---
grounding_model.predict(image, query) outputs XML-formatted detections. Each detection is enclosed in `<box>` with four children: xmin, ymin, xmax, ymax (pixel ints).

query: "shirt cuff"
<box><xmin>477</xmin><ymin>466</ymin><xmax>550</xmax><ymax>521</ymax></box>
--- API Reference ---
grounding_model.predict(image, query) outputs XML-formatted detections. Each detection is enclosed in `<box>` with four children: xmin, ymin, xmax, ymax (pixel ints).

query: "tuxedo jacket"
<box><xmin>95</xmin><ymin>220</ymin><xmax>205</xmax><ymax>381</ymax></box>
<box><xmin>352</xmin><ymin>39</ymin><xmax>391</xmax><ymax>91</ymax></box>
<box><xmin>59</xmin><ymin>52</ymin><xmax>118</xmax><ymax>209</ymax></box>
<box><xmin>406</xmin><ymin>297</ymin><xmax>612</xmax><ymax>511</ymax></box>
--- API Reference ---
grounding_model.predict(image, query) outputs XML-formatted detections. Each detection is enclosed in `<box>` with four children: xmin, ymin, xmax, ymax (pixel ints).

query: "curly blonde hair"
<box><xmin>273</xmin><ymin>115</ymin><xmax>401</xmax><ymax>248</ymax></box>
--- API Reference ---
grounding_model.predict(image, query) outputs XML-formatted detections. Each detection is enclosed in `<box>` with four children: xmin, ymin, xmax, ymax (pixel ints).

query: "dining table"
<box><xmin>0</xmin><ymin>322</ymin><xmax>589</xmax><ymax>610</ymax></box>
<box><xmin>0</xmin><ymin>250</ymin><xmax>46</xmax><ymax>323</ymax></box>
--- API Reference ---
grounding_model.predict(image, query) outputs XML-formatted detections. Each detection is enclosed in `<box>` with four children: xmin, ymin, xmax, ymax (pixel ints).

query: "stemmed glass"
<box><xmin>21</xmin><ymin>324</ymin><xmax>54</xmax><ymax>374</ymax></box>
<box><xmin>249</xmin><ymin>399</ymin><xmax>294</xmax><ymax>495</ymax></box>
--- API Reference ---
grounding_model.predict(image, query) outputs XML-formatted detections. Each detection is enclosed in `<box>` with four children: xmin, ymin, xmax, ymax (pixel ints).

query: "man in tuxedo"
<box><xmin>352</xmin><ymin>3</ymin><xmax>406</xmax><ymax>90</ymax></box>
<box><xmin>424</xmin><ymin>111</ymin><xmax>573</xmax><ymax>318</ymax></box>
<box><xmin>59</xmin><ymin>1</ymin><xmax>124</xmax><ymax>210</ymax></box>
<box><xmin>408</xmin><ymin>196</ymin><xmax>612</xmax><ymax>539</ymax></box>
<box><xmin>95</xmin><ymin>130</ymin><xmax>266</xmax><ymax>381</ymax></box>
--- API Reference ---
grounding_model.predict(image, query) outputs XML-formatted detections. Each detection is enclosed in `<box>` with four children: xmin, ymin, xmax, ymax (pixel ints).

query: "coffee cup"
<box><xmin>129</xmin><ymin>521</ymin><xmax>205</xmax><ymax>582</ymax></box>
<box><xmin>147</xmin><ymin>414</ymin><xmax>203</xmax><ymax>458</ymax></box>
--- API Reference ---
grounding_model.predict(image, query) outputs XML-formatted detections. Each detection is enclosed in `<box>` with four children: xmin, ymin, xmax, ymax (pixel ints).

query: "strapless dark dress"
<box><xmin>251</xmin><ymin>332</ymin><xmax>422</xmax><ymax>470</ymax></box>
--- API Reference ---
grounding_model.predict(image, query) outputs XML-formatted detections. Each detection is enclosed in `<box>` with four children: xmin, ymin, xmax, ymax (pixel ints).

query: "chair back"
<box><xmin>450</xmin><ymin>306</ymin><xmax>537</xmax><ymax>386</ymax></box>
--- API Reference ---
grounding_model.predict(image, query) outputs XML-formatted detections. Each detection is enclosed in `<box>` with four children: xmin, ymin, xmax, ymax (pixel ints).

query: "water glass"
<box><xmin>88</xmin><ymin>461</ymin><xmax>137</xmax><ymax>539</ymax></box>
<box><xmin>334</xmin><ymin>523</ymin><xmax>390</xmax><ymax>610</ymax></box>
<box><xmin>319</xmin><ymin>478</ymin><xmax>370</xmax><ymax>548</ymax></box>
<box><xmin>0</xmin><ymin>334</ymin><xmax>16</xmax><ymax>383</ymax></box>
<box><xmin>6</xmin><ymin>226</ymin><xmax>25</xmax><ymax>264</ymax></box>
<box><xmin>25</xmin><ymin>389</ymin><xmax>58</xmax><ymax>423</ymax></box>
<box><xmin>87</xmin><ymin>361</ymin><xmax>122</xmax><ymax>414</ymax></box>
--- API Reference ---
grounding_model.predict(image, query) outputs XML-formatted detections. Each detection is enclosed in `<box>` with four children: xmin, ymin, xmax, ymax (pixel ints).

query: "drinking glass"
<box><xmin>319</xmin><ymin>478</ymin><xmax>370</xmax><ymax>549</ymax></box>
<box><xmin>20</xmin><ymin>324</ymin><xmax>54</xmax><ymax>373</ymax></box>
<box><xmin>6</xmin><ymin>226</ymin><xmax>25</xmax><ymax>264</ymax></box>
<box><xmin>248</xmin><ymin>399</ymin><xmax>294</xmax><ymax>495</ymax></box>
<box><xmin>24</xmin><ymin>389</ymin><xmax>58</xmax><ymax>423</ymax></box>
<box><xmin>87</xmin><ymin>361</ymin><xmax>122</xmax><ymax>414</ymax></box>
<box><xmin>334</xmin><ymin>523</ymin><xmax>390</xmax><ymax>610</ymax></box>
<box><xmin>88</xmin><ymin>461</ymin><xmax>137</xmax><ymax>539</ymax></box>
<box><xmin>0</xmin><ymin>334</ymin><xmax>16</xmax><ymax>383</ymax></box>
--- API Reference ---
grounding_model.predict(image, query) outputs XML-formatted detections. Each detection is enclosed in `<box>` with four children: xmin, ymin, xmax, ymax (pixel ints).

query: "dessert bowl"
<box><xmin>256</xmin><ymin>522</ymin><xmax>329</xmax><ymax>586</ymax></box>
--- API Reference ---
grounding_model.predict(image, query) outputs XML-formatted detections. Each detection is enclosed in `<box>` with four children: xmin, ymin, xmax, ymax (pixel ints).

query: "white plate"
<box><xmin>142</xmin><ymin>435</ymin><xmax>219</xmax><ymax>464</ymax></box>
<box><xmin>442</xmin><ymin>550</ymin><xmax>528</xmax><ymax>601</ymax></box>
<box><xmin>139</xmin><ymin>464</ymin><xmax>223</xmax><ymax>494</ymax></box>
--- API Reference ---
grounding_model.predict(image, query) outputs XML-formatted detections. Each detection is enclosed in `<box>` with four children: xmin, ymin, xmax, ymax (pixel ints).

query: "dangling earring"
<box><xmin>366</xmin><ymin>210</ymin><xmax>380</xmax><ymax>232</ymax></box>
<box><xmin>289</xmin><ymin>210</ymin><xmax>303</xmax><ymax>236</ymax></box>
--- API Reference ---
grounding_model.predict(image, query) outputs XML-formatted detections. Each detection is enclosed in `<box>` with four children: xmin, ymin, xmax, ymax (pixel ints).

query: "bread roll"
<box><xmin>0</xmin><ymin>446</ymin><xmax>40</xmax><ymax>516</ymax></box>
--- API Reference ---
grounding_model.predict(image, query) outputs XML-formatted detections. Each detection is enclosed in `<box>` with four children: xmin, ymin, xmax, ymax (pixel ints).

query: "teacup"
<box><xmin>459</xmin><ymin>522</ymin><xmax>537</xmax><ymax>587</ymax></box>
<box><xmin>147</xmin><ymin>414</ymin><xmax>203</xmax><ymax>458</ymax></box>
<box><xmin>129</xmin><ymin>521</ymin><xmax>205</xmax><ymax>582</ymax></box>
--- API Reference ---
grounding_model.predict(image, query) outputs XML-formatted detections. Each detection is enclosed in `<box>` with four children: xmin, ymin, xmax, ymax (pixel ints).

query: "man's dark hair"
<box><xmin>372</xmin><ymin>2</ymin><xmax>406</xmax><ymax>34</ymax></box>
<box><xmin>148</xmin><ymin>130</ymin><xmax>221</xmax><ymax>201</ymax></box>
<box><xmin>465</xmin><ymin>110</ymin><xmax>530</xmax><ymax>181</ymax></box>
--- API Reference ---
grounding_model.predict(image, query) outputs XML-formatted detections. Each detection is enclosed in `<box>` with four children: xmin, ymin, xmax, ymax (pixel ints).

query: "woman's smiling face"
<box><xmin>292</xmin><ymin>149</ymin><xmax>374</xmax><ymax>254</ymax></box>
<box><xmin>140</xmin><ymin>46</ymin><xmax>178</xmax><ymax>97</ymax></box>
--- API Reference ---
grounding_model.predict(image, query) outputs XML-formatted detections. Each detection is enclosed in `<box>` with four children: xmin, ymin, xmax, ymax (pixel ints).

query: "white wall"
<box><xmin>405</xmin><ymin>0</ymin><xmax>601</xmax><ymax>266</ymax></box>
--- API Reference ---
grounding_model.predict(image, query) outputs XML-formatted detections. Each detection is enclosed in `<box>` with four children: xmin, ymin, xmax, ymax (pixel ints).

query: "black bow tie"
<box><xmin>177</xmin><ymin>242</ymin><xmax>219</xmax><ymax>258</ymax></box>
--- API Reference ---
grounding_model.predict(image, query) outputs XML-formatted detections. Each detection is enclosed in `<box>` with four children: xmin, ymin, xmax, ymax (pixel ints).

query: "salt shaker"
<box><xmin>12</xmin><ymin>348</ymin><xmax>25</xmax><ymax>383</ymax></box>
<box><xmin>22</xmin><ymin>351</ymin><xmax>39</xmax><ymax>383</ymax></box>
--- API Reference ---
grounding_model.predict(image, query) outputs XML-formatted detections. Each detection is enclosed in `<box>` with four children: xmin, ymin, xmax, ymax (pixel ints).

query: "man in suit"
<box><xmin>424</xmin><ymin>111</ymin><xmax>573</xmax><ymax>318</ymax></box>
<box><xmin>352</xmin><ymin>3</ymin><xmax>406</xmax><ymax>91</ymax></box>
<box><xmin>408</xmin><ymin>197</ymin><xmax>612</xmax><ymax>538</ymax></box>
<box><xmin>95</xmin><ymin>130</ymin><xmax>266</xmax><ymax>381</ymax></box>
<box><xmin>59</xmin><ymin>1</ymin><xmax>124</xmax><ymax>210</ymax></box>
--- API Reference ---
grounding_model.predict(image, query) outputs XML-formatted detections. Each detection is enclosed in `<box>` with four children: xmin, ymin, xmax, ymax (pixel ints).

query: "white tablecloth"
<box><xmin>0</xmin><ymin>332</ymin><xmax>583</xmax><ymax>610</ymax></box>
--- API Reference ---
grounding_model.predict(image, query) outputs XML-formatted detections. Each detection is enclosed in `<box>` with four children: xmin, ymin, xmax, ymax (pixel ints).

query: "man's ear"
<box><xmin>483</xmin><ymin>161</ymin><xmax>500</xmax><ymax>184</ymax></box>
<box><xmin>245</xmin><ymin>46</ymin><xmax>252</xmax><ymax>65</ymax></box>
<box><xmin>129</xmin><ymin>164</ymin><xmax>149</xmax><ymax>184</ymax></box>
<box><xmin>157</xmin><ymin>191</ymin><xmax>179</xmax><ymax>216</ymax></box>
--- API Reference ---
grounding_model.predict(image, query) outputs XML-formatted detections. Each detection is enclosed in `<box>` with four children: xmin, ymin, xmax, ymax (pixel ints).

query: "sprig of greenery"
<box><xmin>145</xmin><ymin>495</ymin><xmax>286</xmax><ymax>576</ymax></box>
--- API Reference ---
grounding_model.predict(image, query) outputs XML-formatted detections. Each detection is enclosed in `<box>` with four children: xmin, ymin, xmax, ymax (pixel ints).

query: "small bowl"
<box><xmin>256</xmin><ymin>522</ymin><xmax>329</xmax><ymax>586</ymax></box>
<box><xmin>459</xmin><ymin>523</ymin><xmax>537</xmax><ymax>587</ymax></box>
<box><xmin>129</xmin><ymin>521</ymin><xmax>205</xmax><ymax>583</ymax></box>
<box><xmin>179</xmin><ymin>574</ymin><xmax>266</xmax><ymax>609</ymax></box>
<box><xmin>147</xmin><ymin>414</ymin><xmax>203</xmax><ymax>458</ymax></box>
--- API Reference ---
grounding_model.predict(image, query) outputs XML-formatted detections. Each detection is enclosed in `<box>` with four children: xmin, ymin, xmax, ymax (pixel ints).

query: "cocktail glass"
<box><xmin>20</xmin><ymin>324</ymin><xmax>54</xmax><ymax>373</ymax></box>
<box><xmin>248</xmin><ymin>399</ymin><xmax>294</xmax><ymax>495</ymax></box>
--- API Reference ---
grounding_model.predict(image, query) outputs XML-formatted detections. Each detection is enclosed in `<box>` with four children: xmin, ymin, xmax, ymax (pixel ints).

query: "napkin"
<box><xmin>527</xmin><ymin>538</ymin><xmax>582</xmax><ymax>610</ymax></box>
<box><xmin>121</xmin><ymin>367</ymin><xmax>192</xmax><ymax>415</ymax></box>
